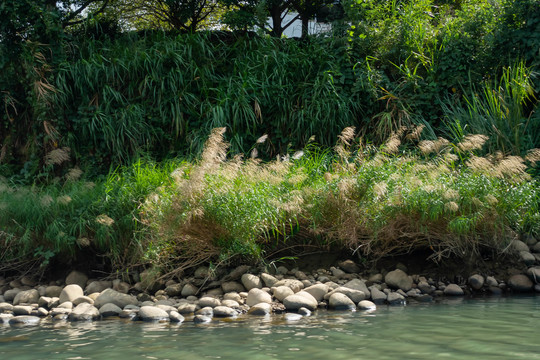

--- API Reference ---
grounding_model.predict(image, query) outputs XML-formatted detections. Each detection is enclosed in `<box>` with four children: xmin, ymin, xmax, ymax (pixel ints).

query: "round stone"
<box><xmin>139</xmin><ymin>306</ymin><xmax>170</xmax><ymax>321</ymax></box>
<box><xmin>329</xmin><ymin>293</ymin><xmax>356</xmax><ymax>310</ymax></box>
<box><xmin>246</xmin><ymin>288</ymin><xmax>272</xmax><ymax>307</ymax></box>
<box><xmin>444</xmin><ymin>284</ymin><xmax>464</xmax><ymax>296</ymax></box>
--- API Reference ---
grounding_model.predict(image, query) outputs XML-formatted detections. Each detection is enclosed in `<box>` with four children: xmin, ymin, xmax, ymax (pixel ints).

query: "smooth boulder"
<box><xmin>94</xmin><ymin>289</ymin><xmax>138</xmax><ymax>309</ymax></box>
<box><xmin>139</xmin><ymin>306</ymin><xmax>170</xmax><ymax>321</ymax></box>
<box><xmin>59</xmin><ymin>284</ymin><xmax>84</xmax><ymax>304</ymax></box>
<box><xmin>283</xmin><ymin>291</ymin><xmax>318</xmax><ymax>311</ymax></box>
<box><xmin>385</xmin><ymin>269</ymin><xmax>413</xmax><ymax>292</ymax></box>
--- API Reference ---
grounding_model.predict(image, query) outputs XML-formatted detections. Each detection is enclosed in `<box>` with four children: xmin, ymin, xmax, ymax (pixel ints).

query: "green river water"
<box><xmin>1</xmin><ymin>296</ymin><xmax>539</xmax><ymax>360</ymax></box>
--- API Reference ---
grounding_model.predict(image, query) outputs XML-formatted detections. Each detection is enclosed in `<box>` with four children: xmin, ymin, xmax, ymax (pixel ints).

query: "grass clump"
<box><xmin>140</xmin><ymin>127</ymin><xmax>540</xmax><ymax>275</ymax></box>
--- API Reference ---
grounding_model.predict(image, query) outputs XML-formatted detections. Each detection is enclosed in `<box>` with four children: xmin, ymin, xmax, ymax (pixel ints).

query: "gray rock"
<box><xmin>248</xmin><ymin>302</ymin><xmax>271</xmax><ymax>316</ymax></box>
<box><xmin>303</xmin><ymin>284</ymin><xmax>329</xmax><ymax>302</ymax></box>
<box><xmin>223</xmin><ymin>292</ymin><xmax>242</xmax><ymax>302</ymax></box>
<box><xmin>387</xmin><ymin>292</ymin><xmax>406</xmax><ymax>305</ymax></box>
<box><xmin>45</xmin><ymin>286</ymin><xmax>63</xmax><ymax>298</ymax></box>
<box><xmin>194</xmin><ymin>266</ymin><xmax>211</xmax><ymax>279</ymax></box>
<box><xmin>527</xmin><ymin>267</ymin><xmax>540</xmax><ymax>284</ymax></box>
<box><xmin>325</xmin><ymin>287</ymin><xmax>366</xmax><ymax>303</ymax></box>
<box><xmin>486</xmin><ymin>276</ymin><xmax>498</xmax><ymax>287</ymax></box>
<box><xmin>112</xmin><ymin>280</ymin><xmax>130</xmax><ymax>294</ymax></box>
<box><xmin>193</xmin><ymin>315</ymin><xmax>211</xmax><ymax>323</ymax></box>
<box><xmin>139</xmin><ymin>306</ymin><xmax>169</xmax><ymax>321</ymax></box>
<box><xmin>444</xmin><ymin>284</ymin><xmax>464</xmax><ymax>296</ymax></box>
<box><xmin>468</xmin><ymin>274</ymin><xmax>485</xmax><ymax>290</ymax></box>
<box><xmin>276</xmin><ymin>266</ymin><xmax>289</xmax><ymax>275</ymax></box>
<box><xmin>535</xmin><ymin>284</ymin><xmax>540</xmax><ymax>293</ymax></box>
<box><xmin>489</xmin><ymin>286</ymin><xmax>502</xmax><ymax>295</ymax></box>
<box><xmin>358</xmin><ymin>300</ymin><xmax>376</xmax><ymax>310</ymax></box>
<box><xmin>532</xmin><ymin>242</ymin><xmax>540</xmax><ymax>253</ymax></box>
<box><xmin>246</xmin><ymin>288</ymin><xmax>272</xmax><ymax>307</ymax></box>
<box><xmin>38</xmin><ymin>296</ymin><xmax>51</xmax><ymax>308</ymax></box>
<box><xmin>512</xmin><ymin>240</ymin><xmax>530</xmax><ymax>252</ymax></box>
<box><xmin>370</xmin><ymin>287</ymin><xmax>387</xmax><ymax>304</ymax></box>
<box><xmin>59</xmin><ymin>284</ymin><xmax>84</xmax><ymax>304</ymax></box>
<box><xmin>221</xmin><ymin>281</ymin><xmax>245</xmax><ymax>293</ymax></box>
<box><xmin>198</xmin><ymin>296</ymin><xmax>221</xmax><ymax>308</ymax></box>
<box><xmin>221</xmin><ymin>299</ymin><xmax>240</xmax><ymax>308</ymax></box>
<box><xmin>169</xmin><ymin>311</ymin><xmax>184</xmax><ymax>323</ymax></box>
<box><xmin>164</xmin><ymin>283</ymin><xmax>183</xmax><ymax>297</ymax></box>
<box><xmin>156</xmin><ymin>304</ymin><xmax>176</xmax><ymax>313</ymax></box>
<box><xmin>330</xmin><ymin>267</ymin><xmax>346</xmax><ymax>278</ymax></box>
<box><xmin>343</xmin><ymin>279</ymin><xmax>371</xmax><ymax>298</ymax></box>
<box><xmin>241</xmin><ymin>274</ymin><xmax>263</xmax><ymax>290</ymax></box>
<box><xmin>195</xmin><ymin>307</ymin><xmax>214</xmax><ymax>317</ymax></box>
<box><xmin>368</xmin><ymin>273</ymin><xmax>383</xmax><ymax>283</ymax></box>
<box><xmin>338</xmin><ymin>260</ymin><xmax>361</xmax><ymax>274</ymax></box>
<box><xmin>224</xmin><ymin>265</ymin><xmax>250</xmax><ymax>281</ymax></box>
<box><xmin>65</xmin><ymin>270</ymin><xmax>89</xmax><ymax>289</ymax></box>
<box><xmin>0</xmin><ymin>302</ymin><xmax>14</xmax><ymax>312</ymax></box>
<box><xmin>273</xmin><ymin>279</ymin><xmax>304</xmax><ymax>293</ymax></box>
<box><xmin>94</xmin><ymin>289</ymin><xmax>138</xmax><ymax>309</ymax></box>
<box><xmin>298</xmin><ymin>307</ymin><xmax>311</xmax><ymax>316</ymax></box>
<box><xmin>50</xmin><ymin>307</ymin><xmax>71</xmax><ymax>316</ymax></box>
<box><xmin>520</xmin><ymin>251</ymin><xmax>536</xmax><ymax>266</ymax></box>
<box><xmin>181</xmin><ymin>283</ymin><xmax>198</xmax><ymax>297</ymax></box>
<box><xmin>48</xmin><ymin>297</ymin><xmax>60</xmax><ymax>309</ymax></box>
<box><xmin>85</xmin><ymin>281</ymin><xmax>112</xmax><ymax>294</ymax></box>
<box><xmin>0</xmin><ymin>314</ymin><xmax>14</xmax><ymax>324</ymax></box>
<box><xmin>3</xmin><ymin>288</ymin><xmax>22</xmax><ymax>302</ymax></box>
<box><xmin>13</xmin><ymin>305</ymin><xmax>33</xmax><ymax>316</ymax></box>
<box><xmin>329</xmin><ymin>293</ymin><xmax>356</xmax><ymax>310</ymax></box>
<box><xmin>99</xmin><ymin>303</ymin><xmax>122</xmax><ymax>317</ymax></box>
<box><xmin>283</xmin><ymin>291</ymin><xmax>318</xmax><ymax>311</ymax></box>
<box><xmin>284</xmin><ymin>313</ymin><xmax>302</xmax><ymax>321</ymax></box>
<box><xmin>9</xmin><ymin>316</ymin><xmax>40</xmax><ymax>326</ymax></box>
<box><xmin>260</xmin><ymin>273</ymin><xmax>278</xmax><ymax>287</ymax></box>
<box><xmin>177</xmin><ymin>303</ymin><xmax>198</xmax><ymax>314</ymax></box>
<box><xmin>508</xmin><ymin>274</ymin><xmax>533</xmax><ymax>292</ymax></box>
<box><xmin>68</xmin><ymin>303</ymin><xmax>100</xmax><ymax>321</ymax></box>
<box><xmin>417</xmin><ymin>281</ymin><xmax>434</xmax><ymax>294</ymax></box>
<box><xmin>57</xmin><ymin>301</ymin><xmax>73</xmax><ymax>310</ymax></box>
<box><xmin>13</xmin><ymin>289</ymin><xmax>39</xmax><ymax>305</ymax></box>
<box><xmin>385</xmin><ymin>269</ymin><xmax>413</xmax><ymax>292</ymax></box>
<box><xmin>213</xmin><ymin>306</ymin><xmax>238</xmax><ymax>317</ymax></box>
<box><xmin>20</xmin><ymin>276</ymin><xmax>36</xmax><ymax>287</ymax></box>
<box><xmin>72</xmin><ymin>296</ymin><xmax>94</xmax><ymax>306</ymax></box>
<box><xmin>272</xmin><ymin>286</ymin><xmax>295</xmax><ymax>302</ymax></box>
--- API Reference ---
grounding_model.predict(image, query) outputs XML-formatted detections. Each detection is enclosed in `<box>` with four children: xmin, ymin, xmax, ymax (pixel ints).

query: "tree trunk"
<box><xmin>270</xmin><ymin>9</ymin><xmax>283</xmax><ymax>37</ymax></box>
<box><xmin>301</xmin><ymin>15</ymin><xmax>309</xmax><ymax>38</ymax></box>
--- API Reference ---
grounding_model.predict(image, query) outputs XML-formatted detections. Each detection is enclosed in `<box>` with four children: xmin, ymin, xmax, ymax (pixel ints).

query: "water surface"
<box><xmin>1</xmin><ymin>296</ymin><xmax>539</xmax><ymax>360</ymax></box>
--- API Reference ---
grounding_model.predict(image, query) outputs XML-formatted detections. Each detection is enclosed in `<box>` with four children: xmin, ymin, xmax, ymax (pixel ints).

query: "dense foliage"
<box><xmin>1</xmin><ymin>0</ymin><xmax>539</xmax><ymax>274</ymax></box>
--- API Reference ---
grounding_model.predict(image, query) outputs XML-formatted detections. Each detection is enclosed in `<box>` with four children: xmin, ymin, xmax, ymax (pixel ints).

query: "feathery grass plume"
<box><xmin>444</xmin><ymin>202</ymin><xmax>459</xmax><ymax>212</ymax></box>
<box><xmin>485</xmin><ymin>194</ymin><xmax>498</xmax><ymax>206</ymax></box>
<box><xmin>56</xmin><ymin>195</ymin><xmax>72</xmax><ymax>205</ymax></box>
<box><xmin>373</xmin><ymin>182</ymin><xmax>387</xmax><ymax>199</ymax></box>
<box><xmin>418</xmin><ymin>137</ymin><xmax>450</xmax><ymax>155</ymax></box>
<box><xmin>472</xmin><ymin>197</ymin><xmax>483</xmax><ymax>208</ymax></box>
<box><xmin>45</xmin><ymin>147</ymin><xmax>71</xmax><ymax>166</ymax></box>
<box><xmin>457</xmin><ymin>134</ymin><xmax>489</xmax><ymax>152</ymax></box>
<box><xmin>324</xmin><ymin>172</ymin><xmax>333</xmax><ymax>182</ymax></box>
<box><xmin>466</xmin><ymin>155</ymin><xmax>493</xmax><ymax>173</ymax></box>
<box><xmin>40</xmin><ymin>195</ymin><xmax>54</xmax><ymax>208</ymax></box>
<box><xmin>256</xmin><ymin>134</ymin><xmax>268</xmax><ymax>144</ymax></box>
<box><xmin>406</xmin><ymin>124</ymin><xmax>425</xmax><ymax>141</ymax></box>
<box><xmin>250</xmin><ymin>148</ymin><xmax>258</xmax><ymax>159</ymax></box>
<box><xmin>442</xmin><ymin>189</ymin><xmax>460</xmax><ymax>200</ymax></box>
<box><xmin>77</xmin><ymin>237</ymin><xmax>91</xmax><ymax>247</ymax></box>
<box><xmin>443</xmin><ymin>152</ymin><xmax>459</xmax><ymax>164</ymax></box>
<box><xmin>65</xmin><ymin>168</ymin><xmax>83</xmax><ymax>182</ymax></box>
<box><xmin>84</xmin><ymin>182</ymin><xmax>95</xmax><ymax>189</ymax></box>
<box><xmin>525</xmin><ymin>149</ymin><xmax>540</xmax><ymax>163</ymax></box>
<box><xmin>382</xmin><ymin>133</ymin><xmax>401</xmax><ymax>154</ymax></box>
<box><xmin>292</xmin><ymin>151</ymin><xmax>304</xmax><ymax>160</ymax></box>
<box><xmin>495</xmin><ymin>156</ymin><xmax>530</xmax><ymax>181</ymax></box>
<box><xmin>335</xmin><ymin>126</ymin><xmax>356</xmax><ymax>160</ymax></box>
<box><xmin>96</xmin><ymin>214</ymin><xmax>115</xmax><ymax>226</ymax></box>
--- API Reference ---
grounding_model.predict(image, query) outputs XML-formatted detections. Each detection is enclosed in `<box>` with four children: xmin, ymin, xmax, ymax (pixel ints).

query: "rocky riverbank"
<box><xmin>1</xmin><ymin>239</ymin><xmax>540</xmax><ymax>327</ymax></box>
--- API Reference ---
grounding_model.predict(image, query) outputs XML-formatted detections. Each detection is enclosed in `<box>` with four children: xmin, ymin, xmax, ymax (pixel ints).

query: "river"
<box><xmin>1</xmin><ymin>296</ymin><xmax>539</xmax><ymax>359</ymax></box>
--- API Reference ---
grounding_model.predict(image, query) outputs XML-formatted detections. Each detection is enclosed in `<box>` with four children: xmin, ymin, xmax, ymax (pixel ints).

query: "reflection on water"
<box><xmin>1</xmin><ymin>296</ymin><xmax>539</xmax><ymax>360</ymax></box>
